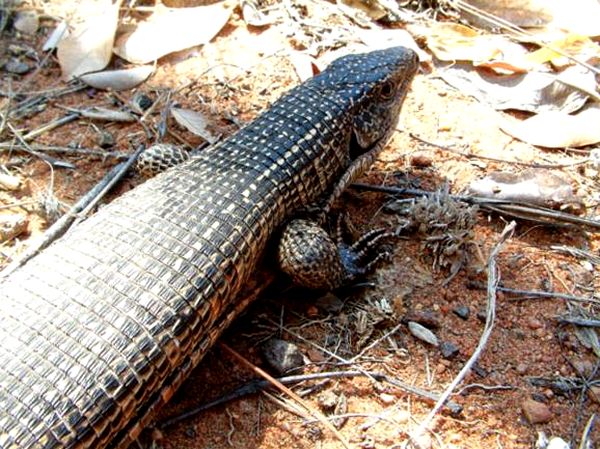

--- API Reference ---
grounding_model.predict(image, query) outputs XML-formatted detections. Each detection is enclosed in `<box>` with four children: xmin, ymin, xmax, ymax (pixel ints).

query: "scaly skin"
<box><xmin>0</xmin><ymin>47</ymin><xmax>418</xmax><ymax>449</ymax></box>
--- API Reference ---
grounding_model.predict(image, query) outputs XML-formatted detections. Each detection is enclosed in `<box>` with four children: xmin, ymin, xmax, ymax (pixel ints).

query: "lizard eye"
<box><xmin>379</xmin><ymin>81</ymin><xmax>396</xmax><ymax>100</ymax></box>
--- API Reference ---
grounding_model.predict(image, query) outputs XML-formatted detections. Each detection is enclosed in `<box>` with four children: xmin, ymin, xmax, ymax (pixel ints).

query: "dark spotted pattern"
<box><xmin>0</xmin><ymin>47</ymin><xmax>418</xmax><ymax>449</ymax></box>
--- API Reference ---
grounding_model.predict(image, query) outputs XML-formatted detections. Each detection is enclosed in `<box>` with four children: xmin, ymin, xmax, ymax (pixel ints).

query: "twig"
<box><xmin>21</xmin><ymin>113</ymin><xmax>80</xmax><ymax>141</ymax></box>
<box><xmin>266</xmin><ymin>319</ymin><xmax>461</xmax><ymax>413</ymax></box>
<box><xmin>159</xmin><ymin>369</ymin><xmax>462</xmax><ymax>429</ymax></box>
<box><xmin>351</xmin><ymin>183</ymin><xmax>600</xmax><ymax>231</ymax></box>
<box><xmin>558</xmin><ymin>317</ymin><xmax>600</xmax><ymax>328</ymax></box>
<box><xmin>219</xmin><ymin>343</ymin><xmax>353</xmax><ymax>449</ymax></box>
<box><xmin>0</xmin><ymin>146</ymin><xmax>144</xmax><ymax>278</ymax></box>
<box><xmin>551</xmin><ymin>245</ymin><xmax>600</xmax><ymax>266</ymax></box>
<box><xmin>468</xmin><ymin>282</ymin><xmax>600</xmax><ymax>306</ymax></box>
<box><xmin>409</xmin><ymin>133</ymin><xmax>588</xmax><ymax>169</ymax></box>
<box><xmin>411</xmin><ymin>221</ymin><xmax>516</xmax><ymax>444</ymax></box>
<box><xmin>578</xmin><ymin>414</ymin><xmax>595</xmax><ymax>449</ymax></box>
<box><xmin>73</xmin><ymin>145</ymin><xmax>144</xmax><ymax>224</ymax></box>
<box><xmin>0</xmin><ymin>143</ymin><xmax>128</xmax><ymax>159</ymax></box>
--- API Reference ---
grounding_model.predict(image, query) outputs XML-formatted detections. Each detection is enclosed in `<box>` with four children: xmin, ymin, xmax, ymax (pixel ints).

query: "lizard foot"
<box><xmin>277</xmin><ymin>218</ymin><xmax>394</xmax><ymax>291</ymax></box>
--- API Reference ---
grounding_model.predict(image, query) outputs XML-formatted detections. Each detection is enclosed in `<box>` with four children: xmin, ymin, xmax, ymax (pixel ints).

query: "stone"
<box><xmin>315</xmin><ymin>292</ymin><xmax>344</xmax><ymax>313</ymax></box>
<box><xmin>522</xmin><ymin>399</ymin><xmax>553</xmax><ymax>424</ymax></box>
<box><xmin>453</xmin><ymin>305</ymin><xmax>470</xmax><ymax>320</ymax></box>
<box><xmin>515</xmin><ymin>363</ymin><xmax>528</xmax><ymax>375</ymax></box>
<box><xmin>4</xmin><ymin>59</ymin><xmax>31</xmax><ymax>75</ymax></box>
<box><xmin>440</xmin><ymin>341</ymin><xmax>460</xmax><ymax>359</ymax></box>
<box><xmin>98</xmin><ymin>130</ymin><xmax>115</xmax><ymax>149</ymax></box>
<box><xmin>261</xmin><ymin>338</ymin><xmax>305</xmax><ymax>375</ymax></box>
<box><xmin>527</xmin><ymin>318</ymin><xmax>543</xmax><ymax>330</ymax></box>
<box><xmin>379</xmin><ymin>393</ymin><xmax>396</xmax><ymax>404</ymax></box>
<box><xmin>404</xmin><ymin>310</ymin><xmax>442</xmax><ymax>328</ymax></box>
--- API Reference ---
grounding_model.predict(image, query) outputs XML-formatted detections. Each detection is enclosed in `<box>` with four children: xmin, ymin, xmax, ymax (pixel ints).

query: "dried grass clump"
<box><xmin>409</xmin><ymin>188</ymin><xmax>478</xmax><ymax>283</ymax></box>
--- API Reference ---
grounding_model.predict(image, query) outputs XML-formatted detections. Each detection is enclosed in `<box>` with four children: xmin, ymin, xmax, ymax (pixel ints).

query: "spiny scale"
<box><xmin>0</xmin><ymin>47</ymin><xmax>418</xmax><ymax>449</ymax></box>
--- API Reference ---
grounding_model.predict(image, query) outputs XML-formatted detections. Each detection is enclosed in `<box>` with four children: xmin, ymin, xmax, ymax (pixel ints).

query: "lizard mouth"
<box><xmin>349</xmin><ymin>130</ymin><xmax>384</xmax><ymax>161</ymax></box>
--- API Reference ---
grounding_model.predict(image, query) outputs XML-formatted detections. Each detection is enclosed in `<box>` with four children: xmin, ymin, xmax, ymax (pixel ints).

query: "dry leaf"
<box><xmin>114</xmin><ymin>2</ymin><xmax>233</xmax><ymax>64</ymax></box>
<box><xmin>79</xmin><ymin>66</ymin><xmax>154</xmax><ymax>91</ymax></box>
<box><xmin>439</xmin><ymin>62</ymin><xmax>594</xmax><ymax>113</ymax></box>
<box><xmin>339</xmin><ymin>0</ymin><xmax>387</xmax><ymax>19</ymax></box>
<box><xmin>171</xmin><ymin>107</ymin><xmax>216</xmax><ymax>143</ymax></box>
<box><xmin>357</xmin><ymin>29</ymin><xmax>429</xmax><ymax>62</ymax></box>
<box><xmin>79</xmin><ymin>107</ymin><xmax>136</xmax><ymax>122</ymax></box>
<box><xmin>526</xmin><ymin>33</ymin><xmax>600</xmax><ymax>69</ymax></box>
<box><xmin>500</xmin><ymin>104</ymin><xmax>600</xmax><ymax>148</ymax></box>
<box><xmin>288</xmin><ymin>52</ymin><xmax>319</xmax><ymax>82</ymax></box>
<box><xmin>416</xmin><ymin>22</ymin><xmax>526</xmax><ymax>65</ymax></box>
<box><xmin>459</xmin><ymin>0</ymin><xmax>553</xmax><ymax>29</ymax></box>
<box><xmin>240</xmin><ymin>0</ymin><xmax>275</xmax><ymax>26</ymax></box>
<box><xmin>468</xmin><ymin>169</ymin><xmax>581</xmax><ymax>208</ymax></box>
<box><xmin>57</xmin><ymin>0</ymin><xmax>120</xmax><ymax>80</ymax></box>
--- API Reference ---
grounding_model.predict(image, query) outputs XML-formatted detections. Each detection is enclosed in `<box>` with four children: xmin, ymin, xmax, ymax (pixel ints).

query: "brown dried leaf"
<box><xmin>57</xmin><ymin>0</ymin><xmax>120</xmax><ymax>80</ymax></box>
<box><xmin>500</xmin><ymin>104</ymin><xmax>600</xmax><ymax>148</ymax></box>
<box><xmin>171</xmin><ymin>107</ymin><xmax>216</xmax><ymax>143</ymax></box>
<box><xmin>114</xmin><ymin>2</ymin><xmax>233</xmax><ymax>64</ymax></box>
<box><xmin>79</xmin><ymin>66</ymin><xmax>154</xmax><ymax>91</ymax></box>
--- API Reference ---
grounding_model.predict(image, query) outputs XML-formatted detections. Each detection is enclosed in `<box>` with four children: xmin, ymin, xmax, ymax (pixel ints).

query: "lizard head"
<box><xmin>318</xmin><ymin>46</ymin><xmax>419</xmax><ymax>161</ymax></box>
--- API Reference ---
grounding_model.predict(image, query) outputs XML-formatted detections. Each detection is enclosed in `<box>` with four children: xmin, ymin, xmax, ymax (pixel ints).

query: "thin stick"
<box><xmin>219</xmin><ymin>343</ymin><xmax>353</xmax><ymax>449</ymax></box>
<box><xmin>409</xmin><ymin>133</ymin><xmax>588</xmax><ymax>169</ymax></box>
<box><xmin>21</xmin><ymin>113</ymin><xmax>80</xmax><ymax>141</ymax></box>
<box><xmin>0</xmin><ymin>143</ymin><xmax>128</xmax><ymax>159</ymax></box>
<box><xmin>160</xmin><ymin>368</ymin><xmax>462</xmax><ymax>429</ymax></box>
<box><xmin>578</xmin><ymin>414</ymin><xmax>596</xmax><ymax>449</ymax></box>
<box><xmin>468</xmin><ymin>282</ymin><xmax>600</xmax><ymax>306</ymax></box>
<box><xmin>351</xmin><ymin>183</ymin><xmax>600</xmax><ymax>231</ymax></box>
<box><xmin>0</xmin><ymin>146</ymin><xmax>144</xmax><ymax>278</ymax></box>
<box><xmin>411</xmin><ymin>221</ymin><xmax>516</xmax><ymax>443</ymax></box>
<box><xmin>73</xmin><ymin>145</ymin><xmax>144</xmax><ymax>223</ymax></box>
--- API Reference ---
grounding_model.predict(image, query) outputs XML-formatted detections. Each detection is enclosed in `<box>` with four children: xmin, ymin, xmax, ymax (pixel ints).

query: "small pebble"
<box><xmin>379</xmin><ymin>393</ymin><xmax>396</xmax><ymax>405</ymax></box>
<box><xmin>410</xmin><ymin>152</ymin><xmax>433</xmax><ymax>168</ymax></box>
<box><xmin>573</xmin><ymin>360</ymin><xmax>593</xmax><ymax>377</ymax></box>
<box><xmin>476</xmin><ymin>308</ymin><xmax>487</xmax><ymax>322</ymax></box>
<box><xmin>527</xmin><ymin>318</ymin><xmax>543</xmax><ymax>330</ymax></box>
<box><xmin>453</xmin><ymin>305</ymin><xmax>470</xmax><ymax>320</ymax></box>
<box><xmin>440</xmin><ymin>341</ymin><xmax>460</xmax><ymax>359</ymax></box>
<box><xmin>317</xmin><ymin>390</ymin><xmax>338</xmax><ymax>411</ymax></box>
<box><xmin>587</xmin><ymin>385</ymin><xmax>600</xmax><ymax>404</ymax></box>
<box><xmin>408</xmin><ymin>321</ymin><xmax>439</xmax><ymax>346</ymax></box>
<box><xmin>261</xmin><ymin>338</ymin><xmax>305</xmax><ymax>375</ymax></box>
<box><xmin>0</xmin><ymin>173</ymin><xmax>21</xmax><ymax>191</ymax></box>
<box><xmin>314</xmin><ymin>292</ymin><xmax>344</xmax><ymax>313</ymax></box>
<box><xmin>515</xmin><ymin>363</ymin><xmax>528</xmax><ymax>375</ymax></box>
<box><xmin>522</xmin><ymin>399</ymin><xmax>553</xmax><ymax>424</ymax></box>
<box><xmin>4</xmin><ymin>59</ymin><xmax>31</xmax><ymax>75</ymax></box>
<box><xmin>98</xmin><ymin>130</ymin><xmax>115</xmax><ymax>149</ymax></box>
<box><xmin>547</xmin><ymin>437</ymin><xmax>570</xmax><ymax>449</ymax></box>
<box><xmin>404</xmin><ymin>310</ymin><xmax>442</xmax><ymax>328</ymax></box>
<box><xmin>13</xmin><ymin>10</ymin><xmax>39</xmax><ymax>34</ymax></box>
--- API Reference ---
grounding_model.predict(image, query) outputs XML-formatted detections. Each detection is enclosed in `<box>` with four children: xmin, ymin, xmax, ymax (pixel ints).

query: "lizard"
<box><xmin>0</xmin><ymin>46</ymin><xmax>418</xmax><ymax>449</ymax></box>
